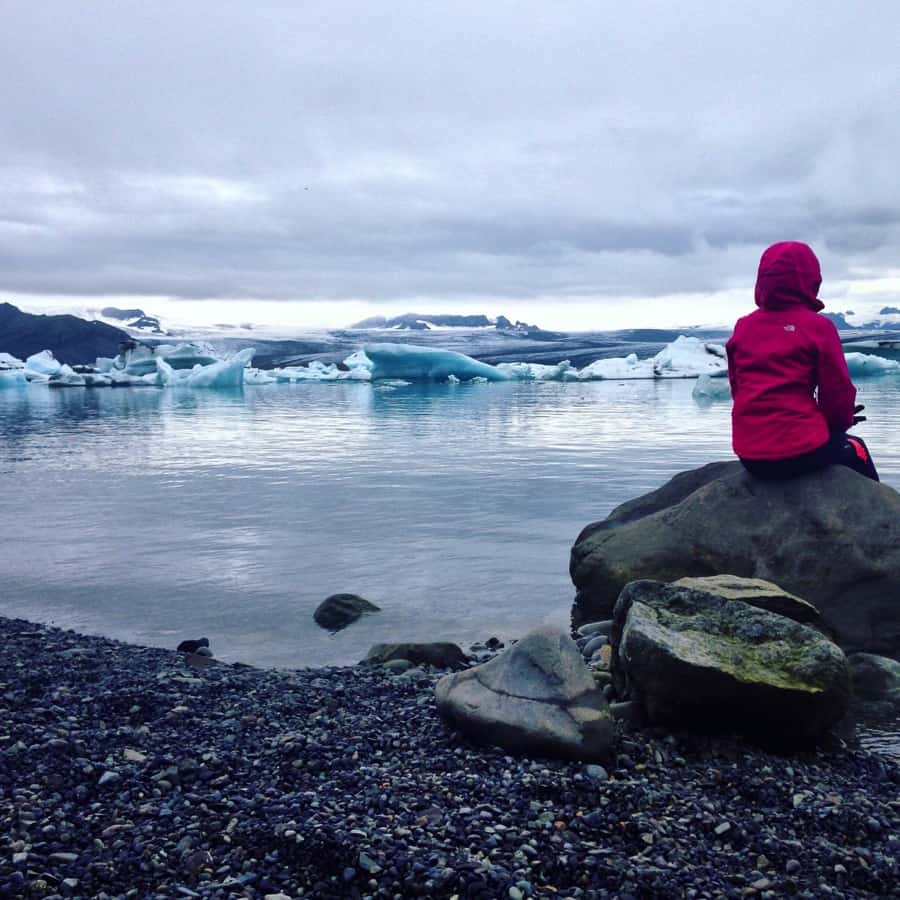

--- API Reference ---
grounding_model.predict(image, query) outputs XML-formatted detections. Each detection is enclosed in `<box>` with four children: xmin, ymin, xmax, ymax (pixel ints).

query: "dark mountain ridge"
<box><xmin>0</xmin><ymin>303</ymin><xmax>130</xmax><ymax>365</ymax></box>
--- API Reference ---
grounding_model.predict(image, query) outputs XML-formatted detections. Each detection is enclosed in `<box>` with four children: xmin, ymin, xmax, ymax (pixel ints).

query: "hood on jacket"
<box><xmin>754</xmin><ymin>241</ymin><xmax>824</xmax><ymax>312</ymax></box>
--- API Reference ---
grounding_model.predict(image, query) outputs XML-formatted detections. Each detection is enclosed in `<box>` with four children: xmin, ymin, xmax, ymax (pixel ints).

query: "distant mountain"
<box><xmin>823</xmin><ymin>312</ymin><xmax>853</xmax><ymax>330</ymax></box>
<box><xmin>0</xmin><ymin>302</ymin><xmax>130</xmax><ymax>364</ymax></box>
<box><xmin>825</xmin><ymin>310</ymin><xmax>900</xmax><ymax>332</ymax></box>
<box><xmin>100</xmin><ymin>306</ymin><xmax>165</xmax><ymax>334</ymax></box>
<box><xmin>349</xmin><ymin>312</ymin><xmax>540</xmax><ymax>331</ymax></box>
<box><xmin>101</xmin><ymin>306</ymin><xmax>146</xmax><ymax>320</ymax></box>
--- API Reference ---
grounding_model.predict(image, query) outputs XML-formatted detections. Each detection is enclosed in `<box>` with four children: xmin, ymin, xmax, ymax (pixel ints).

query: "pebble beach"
<box><xmin>1</xmin><ymin>616</ymin><xmax>897</xmax><ymax>899</ymax></box>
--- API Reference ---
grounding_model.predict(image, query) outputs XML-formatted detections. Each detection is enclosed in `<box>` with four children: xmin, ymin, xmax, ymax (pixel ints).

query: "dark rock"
<box><xmin>177</xmin><ymin>637</ymin><xmax>210</xmax><ymax>654</ymax></box>
<box><xmin>847</xmin><ymin>653</ymin><xmax>900</xmax><ymax>719</ymax></box>
<box><xmin>611</xmin><ymin>580</ymin><xmax>850</xmax><ymax>744</ymax></box>
<box><xmin>313</xmin><ymin>593</ymin><xmax>381</xmax><ymax>631</ymax></box>
<box><xmin>571</xmin><ymin>463</ymin><xmax>900</xmax><ymax>657</ymax></box>
<box><xmin>435</xmin><ymin>626</ymin><xmax>614</xmax><ymax>760</ymax></box>
<box><xmin>364</xmin><ymin>642</ymin><xmax>468</xmax><ymax>670</ymax></box>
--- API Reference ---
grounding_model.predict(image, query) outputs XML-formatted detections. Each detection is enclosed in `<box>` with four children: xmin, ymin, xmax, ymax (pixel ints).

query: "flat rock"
<box><xmin>313</xmin><ymin>593</ymin><xmax>381</xmax><ymax>632</ymax></box>
<box><xmin>611</xmin><ymin>580</ymin><xmax>851</xmax><ymax>745</ymax></box>
<box><xmin>435</xmin><ymin>626</ymin><xmax>613</xmax><ymax>761</ymax></box>
<box><xmin>571</xmin><ymin>463</ymin><xmax>900</xmax><ymax>657</ymax></box>
<box><xmin>672</xmin><ymin>575</ymin><xmax>821</xmax><ymax>625</ymax></box>
<box><xmin>364</xmin><ymin>641</ymin><xmax>468</xmax><ymax>670</ymax></box>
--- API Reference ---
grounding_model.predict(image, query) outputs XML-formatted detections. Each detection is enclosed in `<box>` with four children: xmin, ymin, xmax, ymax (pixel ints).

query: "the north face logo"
<box><xmin>784</xmin><ymin>324</ymin><xmax>796</xmax><ymax>332</ymax></box>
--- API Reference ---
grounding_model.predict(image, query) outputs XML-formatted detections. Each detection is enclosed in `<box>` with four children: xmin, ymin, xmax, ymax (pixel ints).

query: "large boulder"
<box><xmin>313</xmin><ymin>593</ymin><xmax>380</xmax><ymax>631</ymax></box>
<box><xmin>435</xmin><ymin>627</ymin><xmax>613</xmax><ymax>761</ymax></box>
<box><xmin>571</xmin><ymin>464</ymin><xmax>900</xmax><ymax>658</ymax></box>
<box><xmin>611</xmin><ymin>580</ymin><xmax>850</xmax><ymax>744</ymax></box>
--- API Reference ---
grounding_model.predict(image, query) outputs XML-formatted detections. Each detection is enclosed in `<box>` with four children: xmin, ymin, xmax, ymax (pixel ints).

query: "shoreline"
<box><xmin>1</xmin><ymin>616</ymin><xmax>897</xmax><ymax>899</ymax></box>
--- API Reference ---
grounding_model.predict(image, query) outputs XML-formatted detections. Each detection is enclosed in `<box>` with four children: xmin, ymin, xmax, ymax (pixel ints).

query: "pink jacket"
<box><xmin>726</xmin><ymin>242</ymin><xmax>857</xmax><ymax>461</ymax></box>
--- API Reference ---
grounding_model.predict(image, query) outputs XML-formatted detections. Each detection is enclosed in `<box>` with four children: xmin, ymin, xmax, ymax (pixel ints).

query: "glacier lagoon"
<box><xmin>2</xmin><ymin>374</ymin><xmax>899</xmax><ymax>673</ymax></box>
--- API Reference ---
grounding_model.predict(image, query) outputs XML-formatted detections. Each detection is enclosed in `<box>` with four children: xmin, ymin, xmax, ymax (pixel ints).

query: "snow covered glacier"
<box><xmin>3</xmin><ymin>335</ymin><xmax>898</xmax><ymax>390</ymax></box>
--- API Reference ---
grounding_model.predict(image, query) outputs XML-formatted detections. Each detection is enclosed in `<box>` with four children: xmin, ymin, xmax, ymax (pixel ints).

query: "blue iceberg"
<box><xmin>364</xmin><ymin>343</ymin><xmax>510</xmax><ymax>382</ymax></box>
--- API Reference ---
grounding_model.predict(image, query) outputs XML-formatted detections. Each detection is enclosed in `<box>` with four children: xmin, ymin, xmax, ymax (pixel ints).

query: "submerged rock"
<box><xmin>435</xmin><ymin>626</ymin><xmax>613</xmax><ymax>761</ymax></box>
<box><xmin>363</xmin><ymin>641</ymin><xmax>468</xmax><ymax>670</ymax></box>
<box><xmin>611</xmin><ymin>580</ymin><xmax>850</xmax><ymax>744</ymax></box>
<box><xmin>571</xmin><ymin>463</ymin><xmax>900</xmax><ymax>657</ymax></box>
<box><xmin>313</xmin><ymin>593</ymin><xmax>381</xmax><ymax>631</ymax></box>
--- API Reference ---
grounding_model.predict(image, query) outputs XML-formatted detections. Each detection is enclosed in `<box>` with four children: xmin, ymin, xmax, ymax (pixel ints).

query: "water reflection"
<box><xmin>0</xmin><ymin>379</ymin><xmax>897</xmax><ymax>685</ymax></box>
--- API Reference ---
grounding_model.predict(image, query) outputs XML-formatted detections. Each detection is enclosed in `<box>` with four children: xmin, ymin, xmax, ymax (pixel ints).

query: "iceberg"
<box><xmin>116</xmin><ymin>341</ymin><xmax>221</xmax><ymax>376</ymax></box>
<box><xmin>845</xmin><ymin>352</ymin><xmax>900</xmax><ymax>377</ymax></box>
<box><xmin>692</xmin><ymin>372</ymin><xmax>732</xmax><ymax>403</ymax></box>
<box><xmin>494</xmin><ymin>338</ymin><xmax>728</xmax><ymax>382</ymax></box>
<box><xmin>0</xmin><ymin>369</ymin><xmax>27</xmax><ymax>390</ymax></box>
<box><xmin>8</xmin><ymin>334</ymin><xmax>893</xmax><ymax>393</ymax></box>
<box><xmin>269</xmin><ymin>359</ymin><xmax>370</xmax><ymax>383</ymax></box>
<box><xmin>650</xmin><ymin>336</ymin><xmax>727</xmax><ymax>378</ymax></box>
<box><xmin>156</xmin><ymin>347</ymin><xmax>255</xmax><ymax>388</ymax></box>
<box><xmin>24</xmin><ymin>350</ymin><xmax>63</xmax><ymax>379</ymax></box>
<box><xmin>47</xmin><ymin>364</ymin><xmax>87</xmax><ymax>387</ymax></box>
<box><xmin>363</xmin><ymin>343</ymin><xmax>510</xmax><ymax>382</ymax></box>
<box><xmin>0</xmin><ymin>352</ymin><xmax>24</xmax><ymax>370</ymax></box>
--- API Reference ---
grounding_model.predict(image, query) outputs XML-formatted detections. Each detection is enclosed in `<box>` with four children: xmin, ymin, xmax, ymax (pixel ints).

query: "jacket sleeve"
<box><xmin>815</xmin><ymin>320</ymin><xmax>856</xmax><ymax>432</ymax></box>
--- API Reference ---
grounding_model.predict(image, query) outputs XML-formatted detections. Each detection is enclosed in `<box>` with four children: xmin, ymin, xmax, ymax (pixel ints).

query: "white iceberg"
<box><xmin>156</xmin><ymin>347</ymin><xmax>255</xmax><ymax>388</ymax></box>
<box><xmin>244</xmin><ymin>368</ymin><xmax>278</xmax><ymax>385</ymax></box>
<box><xmin>574</xmin><ymin>353</ymin><xmax>648</xmax><ymax>380</ymax></box>
<box><xmin>0</xmin><ymin>352</ymin><xmax>25</xmax><ymax>370</ymax></box>
<box><xmin>650</xmin><ymin>336</ymin><xmax>727</xmax><ymax>378</ymax></box>
<box><xmin>269</xmin><ymin>359</ymin><xmax>371</xmax><ymax>383</ymax></box>
<box><xmin>845</xmin><ymin>352</ymin><xmax>900</xmax><ymax>377</ymax></box>
<box><xmin>24</xmin><ymin>350</ymin><xmax>63</xmax><ymax>379</ymax></box>
<box><xmin>363</xmin><ymin>343</ymin><xmax>510</xmax><ymax>382</ymax></box>
<box><xmin>493</xmin><ymin>338</ymin><xmax>727</xmax><ymax>382</ymax></box>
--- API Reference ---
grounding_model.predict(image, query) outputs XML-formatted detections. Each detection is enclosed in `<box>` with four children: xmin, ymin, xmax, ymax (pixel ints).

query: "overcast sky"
<box><xmin>2</xmin><ymin>1</ymin><xmax>899</xmax><ymax>329</ymax></box>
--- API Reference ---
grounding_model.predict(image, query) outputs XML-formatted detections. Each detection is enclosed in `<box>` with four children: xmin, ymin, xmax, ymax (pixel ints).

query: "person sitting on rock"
<box><xmin>726</xmin><ymin>241</ymin><xmax>879</xmax><ymax>481</ymax></box>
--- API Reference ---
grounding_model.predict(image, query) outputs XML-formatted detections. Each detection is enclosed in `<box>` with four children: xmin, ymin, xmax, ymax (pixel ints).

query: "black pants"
<box><xmin>740</xmin><ymin>432</ymin><xmax>879</xmax><ymax>482</ymax></box>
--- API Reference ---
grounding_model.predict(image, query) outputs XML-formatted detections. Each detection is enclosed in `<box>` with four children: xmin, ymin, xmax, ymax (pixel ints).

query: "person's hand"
<box><xmin>852</xmin><ymin>403</ymin><xmax>866</xmax><ymax>425</ymax></box>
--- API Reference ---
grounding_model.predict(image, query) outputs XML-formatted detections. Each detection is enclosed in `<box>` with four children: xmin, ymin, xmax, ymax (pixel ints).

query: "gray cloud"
<box><xmin>1</xmin><ymin>1</ymin><xmax>899</xmax><ymax>311</ymax></box>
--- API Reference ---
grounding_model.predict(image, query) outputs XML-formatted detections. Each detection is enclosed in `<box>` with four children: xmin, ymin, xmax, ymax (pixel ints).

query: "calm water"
<box><xmin>1</xmin><ymin>377</ymin><xmax>898</xmax><ymax>750</ymax></box>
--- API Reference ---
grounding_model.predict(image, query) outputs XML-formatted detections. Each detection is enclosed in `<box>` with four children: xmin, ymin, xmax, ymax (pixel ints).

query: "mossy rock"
<box><xmin>611</xmin><ymin>580</ymin><xmax>850</xmax><ymax>746</ymax></box>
